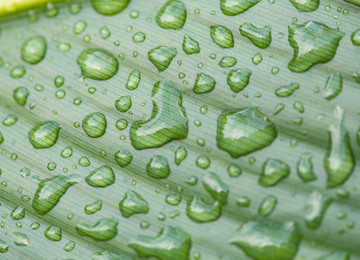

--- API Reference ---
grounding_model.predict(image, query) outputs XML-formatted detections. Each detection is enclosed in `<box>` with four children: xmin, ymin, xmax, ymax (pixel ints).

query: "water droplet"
<box><xmin>146</xmin><ymin>155</ymin><xmax>170</xmax><ymax>179</ymax></box>
<box><xmin>28</xmin><ymin>121</ymin><xmax>61</xmax><ymax>149</ymax></box>
<box><xmin>115</xmin><ymin>119</ymin><xmax>128</xmax><ymax>130</ymax></box>
<box><xmin>236</xmin><ymin>196</ymin><xmax>251</xmax><ymax>207</ymax></box>
<box><xmin>64</xmin><ymin>241</ymin><xmax>76</xmax><ymax>252</ymax></box>
<box><xmin>259</xmin><ymin>159</ymin><xmax>290</xmax><ymax>186</ymax></box>
<box><xmin>13</xmin><ymin>231</ymin><xmax>29</xmax><ymax>246</ymax></box>
<box><xmin>219</xmin><ymin>56</ymin><xmax>237</xmax><ymax>67</ymax></box>
<box><xmin>54</xmin><ymin>75</ymin><xmax>65</xmax><ymax>88</ymax></box>
<box><xmin>351</xmin><ymin>28</ymin><xmax>360</xmax><ymax>46</ymax></box>
<box><xmin>126</xmin><ymin>70</ymin><xmax>140</xmax><ymax>90</ymax></box>
<box><xmin>119</xmin><ymin>190</ymin><xmax>149</xmax><ymax>217</ymax></box>
<box><xmin>148</xmin><ymin>46</ymin><xmax>177</xmax><ymax>72</ymax></box>
<box><xmin>252</xmin><ymin>52</ymin><xmax>262</xmax><ymax>65</ymax></box>
<box><xmin>229</xmin><ymin>220</ymin><xmax>302</xmax><ymax>260</ymax></box>
<box><xmin>275</xmin><ymin>82</ymin><xmax>299</xmax><ymax>97</ymax></box>
<box><xmin>84</xmin><ymin>199</ymin><xmax>103</xmax><ymax>215</ymax></box>
<box><xmin>195</xmin><ymin>155</ymin><xmax>211</xmax><ymax>169</ymax></box>
<box><xmin>130</xmin><ymin>80</ymin><xmax>188</xmax><ymax>149</ymax></box>
<box><xmin>10</xmin><ymin>65</ymin><xmax>26</xmax><ymax>78</ymax></box>
<box><xmin>92</xmin><ymin>0</ymin><xmax>130</xmax><ymax>15</ymax></box>
<box><xmin>77</xmin><ymin>49</ymin><xmax>119</xmax><ymax>80</ymax></box>
<box><xmin>203</xmin><ymin>172</ymin><xmax>229</xmax><ymax>205</ymax></box>
<box><xmin>305</xmin><ymin>191</ymin><xmax>332</xmax><ymax>229</ymax></box>
<box><xmin>32</xmin><ymin>174</ymin><xmax>80</xmax><ymax>215</ymax></box>
<box><xmin>21</xmin><ymin>36</ymin><xmax>46</xmax><ymax>64</ymax></box>
<box><xmin>175</xmin><ymin>146</ymin><xmax>187</xmax><ymax>165</ymax></box>
<box><xmin>155</xmin><ymin>0</ymin><xmax>187</xmax><ymax>30</ymax></box>
<box><xmin>187</xmin><ymin>196</ymin><xmax>221</xmax><ymax>222</ymax></box>
<box><xmin>82</xmin><ymin>112</ymin><xmax>107</xmax><ymax>138</ymax></box>
<box><xmin>165</xmin><ymin>194</ymin><xmax>182</xmax><ymax>205</ymax></box>
<box><xmin>0</xmin><ymin>239</ymin><xmax>8</xmax><ymax>253</ymax></box>
<box><xmin>93</xmin><ymin>250</ymin><xmax>132</xmax><ymax>260</ymax></box>
<box><xmin>258</xmin><ymin>195</ymin><xmax>277</xmax><ymax>216</ymax></box>
<box><xmin>114</xmin><ymin>150</ymin><xmax>133</xmax><ymax>167</ymax></box>
<box><xmin>227</xmin><ymin>68</ymin><xmax>251</xmax><ymax>93</ymax></box>
<box><xmin>182</xmin><ymin>35</ymin><xmax>200</xmax><ymax>55</ymax></box>
<box><xmin>323</xmin><ymin>73</ymin><xmax>342</xmax><ymax>100</ymax></box>
<box><xmin>217</xmin><ymin>106</ymin><xmax>277</xmax><ymax>158</ymax></box>
<box><xmin>11</xmin><ymin>206</ymin><xmax>25</xmax><ymax>220</ymax></box>
<box><xmin>210</xmin><ymin>25</ymin><xmax>234</xmax><ymax>48</ymax></box>
<box><xmin>13</xmin><ymin>87</ymin><xmax>29</xmax><ymax>106</ymax></box>
<box><xmin>73</xmin><ymin>20</ymin><xmax>87</xmax><ymax>34</ymax></box>
<box><xmin>288</xmin><ymin>21</ymin><xmax>344</xmax><ymax>72</ymax></box>
<box><xmin>193</xmin><ymin>73</ymin><xmax>216</xmax><ymax>94</ymax></box>
<box><xmin>290</xmin><ymin>0</ymin><xmax>319</xmax><ymax>12</ymax></box>
<box><xmin>85</xmin><ymin>165</ymin><xmax>115</xmax><ymax>187</ymax></box>
<box><xmin>129</xmin><ymin>226</ymin><xmax>191</xmax><ymax>260</ymax></box>
<box><xmin>316</xmin><ymin>251</ymin><xmax>350</xmax><ymax>260</ymax></box>
<box><xmin>239</xmin><ymin>23</ymin><xmax>271</xmax><ymax>48</ymax></box>
<box><xmin>61</xmin><ymin>146</ymin><xmax>73</xmax><ymax>158</ymax></box>
<box><xmin>44</xmin><ymin>225</ymin><xmax>61</xmax><ymax>241</ymax></box>
<box><xmin>324</xmin><ymin>107</ymin><xmax>354</xmax><ymax>188</ymax></box>
<box><xmin>132</xmin><ymin>32</ymin><xmax>146</xmax><ymax>43</ymax></box>
<box><xmin>76</xmin><ymin>217</ymin><xmax>118</xmax><ymax>241</ymax></box>
<box><xmin>297</xmin><ymin>152</ymin><xmax>317</xmax><ymax>182</ymax></box>
<box><xmin>115</xmin><ymin>95</ymin><xmax>132</xmax><ymax>112</ymax></box>
<box><xmin>220</xmin><ymin>0</ymin><xmax>261</xmax><ymax>16</ymax></box>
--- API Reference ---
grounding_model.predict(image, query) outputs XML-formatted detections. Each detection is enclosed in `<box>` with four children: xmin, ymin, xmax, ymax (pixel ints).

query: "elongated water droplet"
<box><xmin>203</xmin><ymin>172</ymin><xmax>229</xmax><ymax>205</ymax></box>
<box><xmin>175</xmin><ymin>146</ymin><xmax>187</xmax><ymax>165</ymax></box>
<box><xmin>126</xmin><ymin>69</ymin><xmax>140</xmax><ymax>90</ymax></box>
<box><xmin>32</xmin><ymin>174</ymin><xmax>80</xmax><ymax>215</ymax></box>
<box><xmin>290</xmin><ymin>0</ymin><xmax>319</xmax><ymax>12</ymax></box>
<box><xmin>239</xmin><ymin>23</ymin><xmax>271</xmax><ymax>48</ymax></box>
<box><xmin>155</xmin><ymin>0</ymin><xmax>186</xmax><ymax>30</ymax></box>
<box><xmin>229</xmin><ymin>220</ymin><xmax>302</xmax><ymax>260</ymax></box>
<box><xmin>220</xmin><ymin>0</ymin><xmax>261</xmax><ymax>16</ymax></box>
<box><xmin>288</xmin><ymin>21</ymin><xmax>344</xmax><ymax>72</ymax></box>
<box><xmin>193</xmin><ymin>73</ymin><xmax>216</xmax><ymax>94</ymax></box>
<box><xmin>186</xmin><ymin>196</ymin><xmax>221</xmax><ymax>222</ymax></box>
<box><xmin>323</xmin><ymin>73</ymin><xmax>342</xmax><ymax>100</ymax></box>
<box><xmin>275</xmin><ymin>82</ymin><xmax>299</xmax><ymax>97</ymax></box>
<box><xmin>77</xmin><ymin>49</ymin><xmax>119</xmax><ymax>80</ymax></box>
<box><xmin>85</xmin><ymin>199</ymin><xmax>103</xmax><ymax>215</ymax></box>
<box><xmin>219</xmin><ymin>56</ymin><xmax>237</xmax><ymax>67</ymax></box>
<box><xmin>182</xmin><ymin>35</ymin><xmax>200</xmax><ymax>55</ymax></box>
<box><xmin>13</xmin><ymin>232</ymin><xmax>29</xmax><ymax>246</ymax></box>
<box><xmin>0</xmin><ymin>239</ymin><xmax>8</xmax><ymax>253</ymax></box>
<box><xmin>210</xmin><ymin>25</ymin><xmax>234</xmax><ymax>48</ymax></box>
<box><xmin>305</xmin><ymin>191</ymin><xmax>332</xmax><ymax>229</ymax></box>
<box><xmin>259</xmin><ymin>159</ymin><xmax>290</xmax><ymax>186</ymax></box>
<box><xmin>44</xmin><ymin>225</ymin><xmax>62</xmax><ymax>241</ymax></box>
<box><xmin>85</xmin><ymin>165</ymin><xmax>115</xmax><ymax>187</ymax></box>
<box><xmin>324</xmin><ymin>107</ymin><xmax>354</xmax><ymax>188</ymax></box>
<box><xmin>129</xmin><ymin>226</ymin><xmax>191</xmax><ymax>260</ymax></box>
<box><xmin>114</xmin><ymin>150</ymin><xmax>133</xmax><ymax>167</ymax></box>
<box><xmin>13</xmin><ymin>87</ymin><xmax>30</xmax><ymax>106</ymax></box>
<box><xmin>227</xmin><ymin>68</ymin><xmax>251</xmax><ymax>93</ymax></box>
<box><xmin>217</xmin><ymin>106</ymin><xmax>277</xmax><ymax>158</ymax></box>
<box><xmin>82</xmin><ymin>112</ymin><xmax>107</xmax><ymax>138</ymax></box>
<box><xmin>130</xmin><ymin>80</ymin><xmax>188</xmax><ymax>149</ymax></box>
<box><xmin>92</xmin><ymin>0</ymin><xmax>130</xmax><ymax>15</ymax></box>
<box><xmin>119</xmin><ymin>190</ymin><xmax>149</xmax><ymax>217</ymax></box>
<box><xmin>76</xmin><ymin>217</ymin><xmax>118</xmax><ymax>241</ymax></box>
<box><xmin>11</xmin><ymin>206</ymin><xmax>25</xmax><ymax>220</ymax></box>
<box><xmin>148</xmin><ymin>46</ymin><xmax>177</xmax><ymax>72</ymax></box>
<box><xmin>21</xmin><ymin>36</ymin><xmax>46</xmax><ymax>64</ymax></box>
<box><xmin>258</xmin><ymin>195</ymin><xmax>277</xmax><ymax>216</ymax></box>
<box><xmin>10</xmin><ymin>65</ymin><xmax>26</xmax><ymax>78</ymax></box>
<box><xmin>146</xmin><ymin>155</ymin><xmax>170</xmax><ymax>179</ymax></box>
<box><xmin>297</xmin><ymin>152</ymin><xmax>317</xmax><ymax>182</ymax></box>
<box><xmin>28</xmin><ymin>121</ymin><xmax>61</xmax><ymax>149</ymax></box>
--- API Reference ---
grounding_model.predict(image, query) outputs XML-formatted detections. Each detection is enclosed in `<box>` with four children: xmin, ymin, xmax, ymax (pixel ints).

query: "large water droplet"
<box><xmin>258</xmin><ymin>194</ymin><xmax>277</xmax><ymax>216</ymax></box>
<box><xmin>28</xmin><ymin>121</ymin><xmax>61</xmax><ymax>149</ymax></box>
<box><xmin>13</xmin><ymin>87</ymin><xmax>30</xmax><ymax>106</ymax></box>
<box><xmin>126</xmin><ymin>69</ymin><xmax>140</xmax><ymax>90</ymax></box>
<box><xmin>92</xmin><ymin>0</ymin><xmax>130</xmax><ymax>15</ymax></box>
<box><xmin>290</xmin><ymin>0</ymin><xmax>319</xmax><ymax>12</ymax></box>
<box><xmin>259</xmin><ymin>159</ymin><xmax>290</xmax><ymax>186</ymax></box>
<box><xmin>203</xmin><ymin>172</ymin><xmax>229</xmax><ymax>205</ymax></box>
<box><xmin>288</xmin><ymin>21</ymin><xmax>344</xmax><ymax>72</ymax></box>
<box><xmin>82</xmin><ymin>112</ymin><xmax>107</xmax><ymax>138</ymax></box>
<box><xmin>130</xmin><ymin>80</ymin><xmax>188</xmax><ymax>149</ymax></box>
<box><xmin>32</xmin><ymin>174</ymin><xmax>80</xmax><ymax>215</ymax></box>
<box><xmin>297</xmin><ymin>152</ymin><xmax>317</xmax><ymax>182</ymax></box>
<box><xmin>77</xmin><ymin>49</ymin><xmax>119</xmax><ymax>80</ymax></box>
<box><xmin>220</xmin><ymin>0</ymin><xmax>261</xmax><ymax>16</ymax></box>
<box><xmin>129</xmin><ymin>226</ymin><xmax>191</xmax><ymax>260</ymax></box>
<box><xmin>304</xmin><ymin>191</ymin><xmax>332</xmax><ymax>229</ymax></box>
<box><xmin>239</xmin><ymin>23</ymin><xmax>271</xmax><ymax>49</ymax></box>
<box><xmin>114</xmin><ymin>150</ymin><xmax>133</xmax><ymax>167</ymax></box>
<box><xmin>76</xmin><ymin>217</ymin><xmax>118</xmax><ymax>241</ymax></box>
<box><xmin>210</xmin><ymin>25</ymin><xmax>234</xmax><ymax>48</ymax></box>
<box><xmin>148</xmin><ymin>46</ymin><xmax>177</xmax><ymax>72</ymax></box>
<box><xmin>216</xmin><ymin>106</ymin><xmax>277</xmax><ymax>158</ymax></box>
<box><xmin>186</xmin><ymin>196</ymin><xmax>221</xmax><ymax>222</ymax></box>
<box><xmin>146</xmin><ymin>155</ymin><xmax>170</xmax><ymax>179</ymax></box>
<box><xmin>85</xmin><ymin>165</ymin><xmax>115</xmax><ymax>187</ymax></box>
<box><xmin>44</xmin><ymin>225</ymin><xmax>62</xmax><ymax>241</ymax></box>
<box><xmin>324</xmin><ymin>106</ymin><xmax>354</xmax><ymax>188</ymax></box>
<box><xmin>182</xmin><ymin>35</ymin><xmax>200</xmax><ymax>55</ymax></box>
<box><xmin>119</xmin><ymin>190</ymin><xmax>149</xmax><ymax>217</ymax></box>
<box><xmin>85</xmin><ymin>199</ymin><xmax>103</xmax><ymax>215</ymax></box>
<box><xmin>229</xmin><ymin>220</ymin><xmax>302</xmax><ymax>260</ymax></box>
<box><xmin>155</xmin><ymin>0</ymin><xmax>187</xmax><ymax>30</ymax></box>
<box><xmin>227</xmin><ymin>68</ymin><xmax>251</xmax><ymax>93</ymax></box>
<box><xmin>219</xmin><ymin>56</ymin><xmax>237</xmax><ymax>67</ymax></box>
<box><xmin>21</xmin><ymin>36</ymin><xmax>47</xmax><ymax>64</ymax></box>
